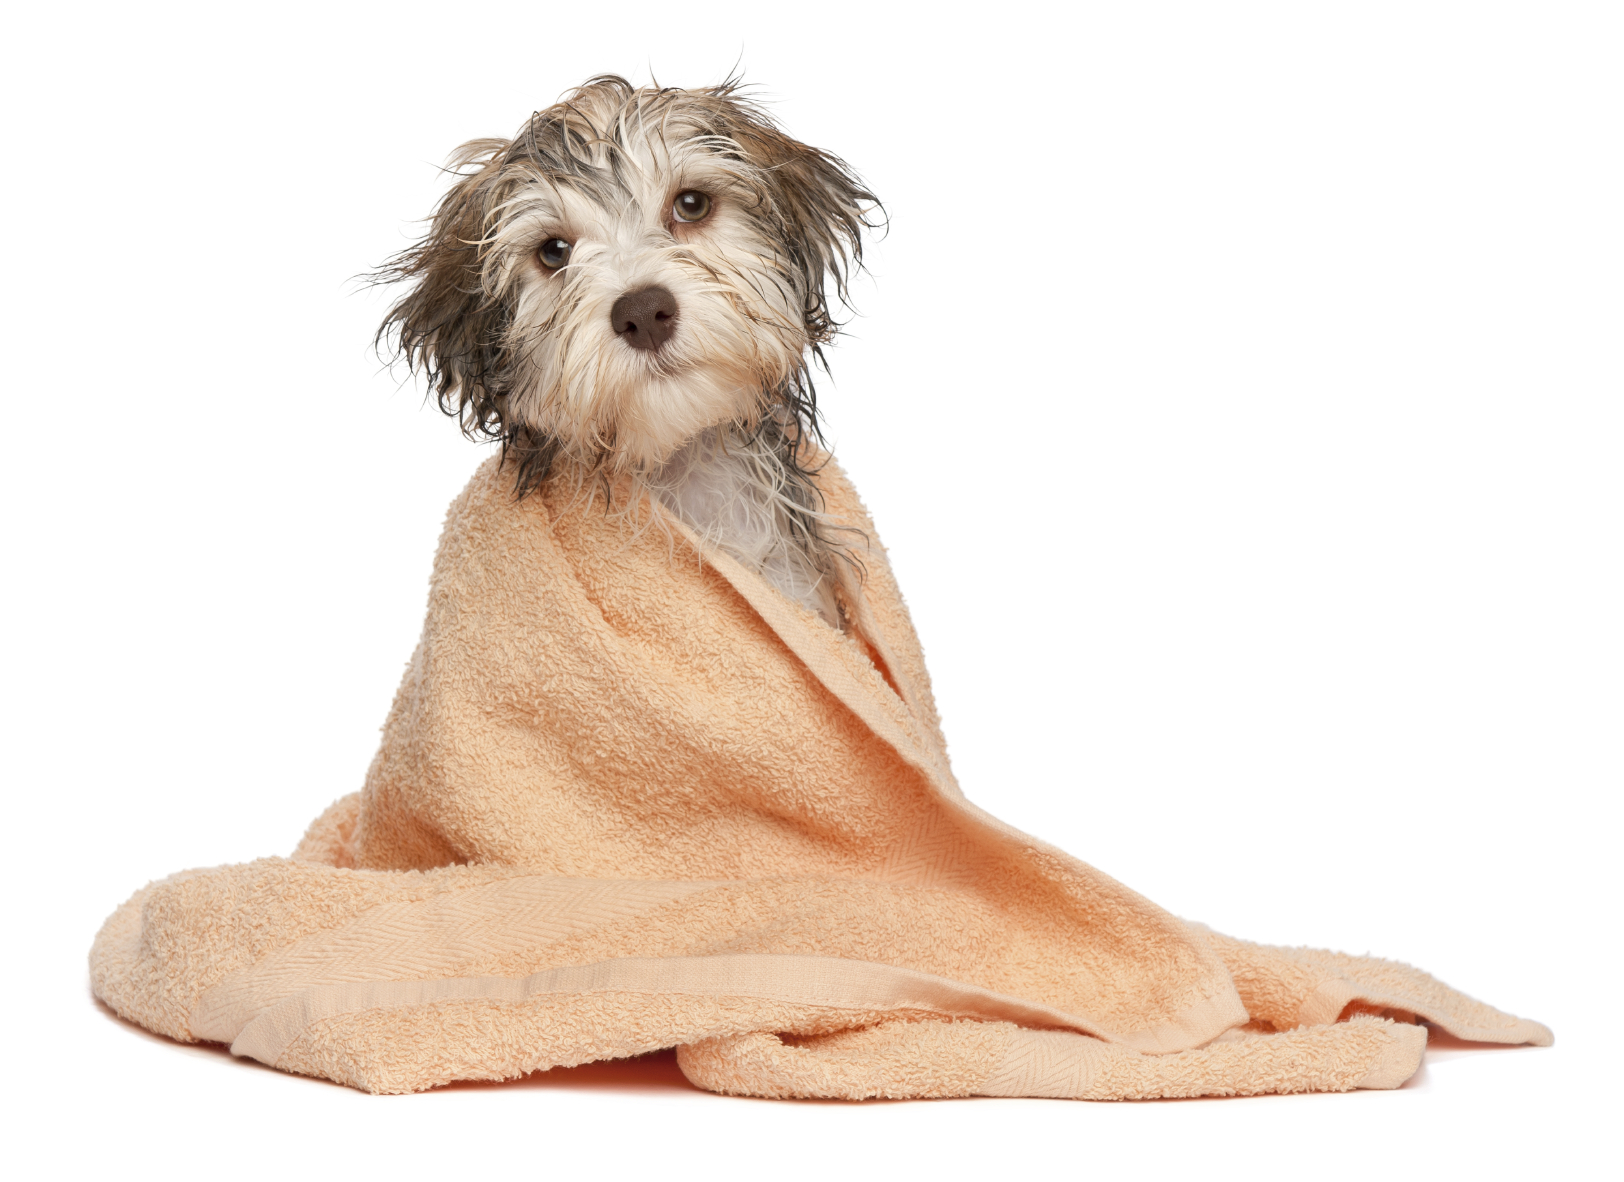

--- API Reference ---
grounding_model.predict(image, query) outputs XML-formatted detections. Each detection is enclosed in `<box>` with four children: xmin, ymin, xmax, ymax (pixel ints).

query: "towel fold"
<box><xmin>91</xmin><ymin>455</ymin><xmax>1549</xmax><ymax>1096</ymax></box>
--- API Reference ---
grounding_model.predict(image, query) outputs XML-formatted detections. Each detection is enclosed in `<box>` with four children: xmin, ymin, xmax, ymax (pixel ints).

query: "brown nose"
<box><xmin>610</xmin><ymin>285</ymin><xmax>678</xmax><ymax>351</ymax></box>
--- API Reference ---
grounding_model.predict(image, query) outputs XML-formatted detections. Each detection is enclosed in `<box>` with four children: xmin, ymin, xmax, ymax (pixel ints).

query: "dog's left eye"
<box><xmin>672</xmin><ymin>191</ymin><xmax>712</xmax><ymax>223</ymax></box>
<box><xmin>537</xmin><ymin>238</ymin><xmax>572</xmax><ymax>270</ymax></box>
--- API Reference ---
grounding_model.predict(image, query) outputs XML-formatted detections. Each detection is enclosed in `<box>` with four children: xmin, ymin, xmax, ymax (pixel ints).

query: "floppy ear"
<box><xmin>731</xmin><ymin>122</ymin><xmax>882</xmax><ymax>345</ymax></box>
<box><xmin>374</xmin><ymin>139</ymin><xmax>515</xmax><ymax>442</ymax></box>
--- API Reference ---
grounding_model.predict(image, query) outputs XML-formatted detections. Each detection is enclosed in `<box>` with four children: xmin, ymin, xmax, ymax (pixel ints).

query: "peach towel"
<box><xmin>91</xmin><ymin>456</ymin><xmax>1550</xmax><ymax>1095</ymax></box>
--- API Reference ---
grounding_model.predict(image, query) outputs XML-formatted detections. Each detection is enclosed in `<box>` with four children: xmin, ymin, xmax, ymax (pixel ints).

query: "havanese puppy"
<box><xmin>375</xmin><ymin>75</ymin><xmax>879</xmax><ymax>629</ymax></box>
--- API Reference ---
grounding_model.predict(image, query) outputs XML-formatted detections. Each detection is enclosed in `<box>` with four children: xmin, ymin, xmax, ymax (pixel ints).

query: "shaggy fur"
<box><xmin>374</xmin><ymin>75</ymin><xmax>881</xmax><ymax>623</ymax></box>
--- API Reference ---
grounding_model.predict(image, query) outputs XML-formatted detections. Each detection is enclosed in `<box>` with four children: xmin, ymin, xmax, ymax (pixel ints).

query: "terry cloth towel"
<box><xmin>90</xmin><ymin>455</ymin><xmax>1551</xmax><ymax>1097</ymax></box>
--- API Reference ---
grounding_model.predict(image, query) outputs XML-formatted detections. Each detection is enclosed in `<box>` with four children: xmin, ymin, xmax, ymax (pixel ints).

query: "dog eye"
<box><xmin>537</xmin><ymin>238</ymin><xmax>572</xmax><ymax>270</ymax></box>
<box><xmin>672</xmin><ymin>191</ymin><xmax>712</xmax><ymax>223</ymax></box>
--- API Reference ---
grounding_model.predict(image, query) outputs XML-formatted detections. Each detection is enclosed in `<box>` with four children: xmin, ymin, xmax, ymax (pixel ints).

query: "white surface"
<box><xmin>2</xmin><ymin>2</ymin><xmax>1618</xmax><ymax>1177</ymax></box>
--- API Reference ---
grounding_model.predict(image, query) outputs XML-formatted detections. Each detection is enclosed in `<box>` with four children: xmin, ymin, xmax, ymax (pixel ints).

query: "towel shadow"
<box><xmin>1422</xmin><ymin>1027</ymin><xmax>1540</xmax><ymax>1061</ymax></box>
<box><xmin>443</xmin><ymin>1049</ymin><xmax>695</xmax><ymax>1094</ymax></box>
<box><xmin>91</xmin><ymin>991</ymin><xmax>1540</xmax><ymax>1100</ymax></box>
<box><xmin>1404</xmin><ymin>1025</ymin><xmax>1547</xmax><ymax>1090</ymax></box>
<box><xmin>93</xmin><ymin>991</ymin><xmax>695</xmax><ymax>1095</ymax></box>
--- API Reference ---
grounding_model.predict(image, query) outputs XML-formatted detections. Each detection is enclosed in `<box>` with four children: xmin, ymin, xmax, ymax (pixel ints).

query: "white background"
<box><xmin>2</xmin><ymin>1</ymin><xmax>1618</xmax><ymax>1177</ymax></box>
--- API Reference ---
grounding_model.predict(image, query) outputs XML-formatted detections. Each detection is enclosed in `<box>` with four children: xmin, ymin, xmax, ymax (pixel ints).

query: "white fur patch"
<box><xmin>652</xmin><ymin>430</ymin><xmax>840</xmax><ymax>629</ymax></box>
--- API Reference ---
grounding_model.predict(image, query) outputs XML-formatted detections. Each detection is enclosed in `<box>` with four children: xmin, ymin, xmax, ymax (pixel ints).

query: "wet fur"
<box><xmin>374</xmin><ymin>76</ymin><xmax>879</xmax><ymax>624</ymax></box>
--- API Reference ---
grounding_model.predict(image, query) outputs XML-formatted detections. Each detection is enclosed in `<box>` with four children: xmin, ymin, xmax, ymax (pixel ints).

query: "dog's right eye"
<box><xmin>537</xmin><ymin>238</ymin><xmax>572</xmax><ymax>270</ymax></box>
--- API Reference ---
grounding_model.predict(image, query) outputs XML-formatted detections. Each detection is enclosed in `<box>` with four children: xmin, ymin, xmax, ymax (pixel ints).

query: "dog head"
<box><xmin>377</xmin><ymin>75</ymin><xmax>879</xmax><ymax>491</ymax></box>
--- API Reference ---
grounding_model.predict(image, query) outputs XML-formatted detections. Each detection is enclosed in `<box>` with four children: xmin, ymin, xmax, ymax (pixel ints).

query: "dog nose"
<box><xmin>610</xmin><ymin>285</ymin><xmax>679</xmax><ymax>351</ymax></box>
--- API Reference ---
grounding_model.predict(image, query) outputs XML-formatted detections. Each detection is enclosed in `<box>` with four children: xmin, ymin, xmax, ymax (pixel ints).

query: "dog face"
<box><xmin>379</xmin><ymin>76</ymin><xmax>877</xmax><ymax>486</ymax></box>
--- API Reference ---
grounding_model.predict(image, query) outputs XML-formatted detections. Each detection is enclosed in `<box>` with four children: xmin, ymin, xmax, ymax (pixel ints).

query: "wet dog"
<box><xmin>376</xmin><ymin>75</ymin><xmax>880</xmax><ymax>627</ymax></box>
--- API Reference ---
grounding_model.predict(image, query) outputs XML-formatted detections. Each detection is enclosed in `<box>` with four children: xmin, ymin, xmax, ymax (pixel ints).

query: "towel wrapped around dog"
<box><xmin>90</xmin><ymin>455</ymin><xmax>1550</xmax><ymax>1096</ymax></box>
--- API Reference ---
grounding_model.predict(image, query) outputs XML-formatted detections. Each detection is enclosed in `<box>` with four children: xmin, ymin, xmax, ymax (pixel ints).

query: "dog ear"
<box><xmin>730</xmin><ymin>121</ymin><xmax>882</xmax><ymax>345</ymax></box>
<box><xmin>374</xmin><ymin>139</ymin><xmax>515</xmax><ymax>444</ymax></box>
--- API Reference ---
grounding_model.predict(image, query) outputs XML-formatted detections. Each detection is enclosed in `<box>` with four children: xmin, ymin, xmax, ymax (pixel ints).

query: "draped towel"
<box><xmin>91</xmin><ymin>455</ymin><xmax>1550</xmax><ymax>1096</ymax></box>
